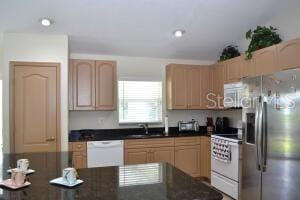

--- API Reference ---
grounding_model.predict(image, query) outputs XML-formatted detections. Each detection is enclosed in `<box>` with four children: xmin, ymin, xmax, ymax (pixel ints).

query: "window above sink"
<box><xmin>118</xmin><ymin>81</ymin><xmax>162</xmax><ymax>124</ymax></box>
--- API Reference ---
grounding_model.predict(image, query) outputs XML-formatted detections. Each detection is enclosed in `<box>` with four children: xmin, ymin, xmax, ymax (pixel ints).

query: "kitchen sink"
<box><xmin>126</xmin><ymin>134</ymin><xmax>164</xmax><ymax>138</ymax></box>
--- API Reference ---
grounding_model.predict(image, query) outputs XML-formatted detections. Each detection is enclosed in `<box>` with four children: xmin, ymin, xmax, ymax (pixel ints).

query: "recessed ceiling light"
<box><xmin>173</xmin><ymin>29</ymin><xmax>185</xmax><ymax>38</ymax></box>
<box><xmin>39</xmin><ymin>18</ymin><xmax>53</xmax><ymax>26</ymax></box>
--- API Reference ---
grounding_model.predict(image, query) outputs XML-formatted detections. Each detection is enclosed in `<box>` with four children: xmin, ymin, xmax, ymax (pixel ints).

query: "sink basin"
<box><xmin>126</xmin><ymin>134</ymin><xmax>164</xmax><ymax>139</ymax></box>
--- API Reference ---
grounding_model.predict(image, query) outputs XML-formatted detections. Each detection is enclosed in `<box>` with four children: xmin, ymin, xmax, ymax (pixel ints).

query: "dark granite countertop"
<box><xmin>0</xmin><ymin>152</ymin><xmax>222</xmax><ymax>200</ymax></box>
<box><xmin>69</xmin><ymin>127</ymin><xmax>211</xmax><ymax>142</ymax></box>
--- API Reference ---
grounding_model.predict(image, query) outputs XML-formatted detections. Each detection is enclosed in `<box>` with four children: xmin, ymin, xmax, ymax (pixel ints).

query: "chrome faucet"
<box><xmin>138</xmin><ymin>123</ymin><xmax>149</xmax><ymax>134</ymax></box>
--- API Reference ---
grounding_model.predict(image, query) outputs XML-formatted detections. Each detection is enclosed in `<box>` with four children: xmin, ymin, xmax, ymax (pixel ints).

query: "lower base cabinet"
<box><xmin>124</xmin><ymin>148</ymin><xmax>149</xmax><ymax>164</ymax></box>
<box><xmin>200</xmin><ymin>136</ymin><xmax>211</xmax><ymax>179</ymax></box>
<box><xmin>174</xmin><ymin>145</ymin><xmax>201</xmax><ymax>177</ymax></box>
<box><xmin>174</xmin><ymin>137</ymin><xmax>201</xmax><ymax>177</ymax></box>
<box><xmin>124</xmin><ymin>136</ymin><xmax>211</xmax><ymax>179</ymax></box>
<box><xmin>69</xmin><ymin>136</ymin><xmax>211</xmax><ymax>178</ymax></box>
<box><xmin>124</xmin><ymin>139</ymin><xmax>175</xmax><ymax>165</ymax></box>
<box><xmin>73</xmin><ymin>151</ymin><xmax>87</xmax><ymax>168</ymax></box>
<box><xmin>69</xmin><ymin>142</ymin><xmax>87</xmax><ymax>169</ymax></box>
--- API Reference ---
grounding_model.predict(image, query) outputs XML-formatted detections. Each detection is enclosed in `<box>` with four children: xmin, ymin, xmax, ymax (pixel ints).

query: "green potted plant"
<box><xmin>219</xmin><ymin>45</ymin><xmax>241</xmax><ymax>62</ymax></box>
<box><xmin>245</xmin><ymin>26</ymin><xmax>282</xmax><ymax>59</ymax></box>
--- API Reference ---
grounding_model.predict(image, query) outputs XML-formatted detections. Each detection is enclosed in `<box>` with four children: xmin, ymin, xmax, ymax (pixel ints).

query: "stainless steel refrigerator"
<box><xmin>242</xmin><ymin>68</ymin><xmax>300</xmax><ymax>200</ymax></box>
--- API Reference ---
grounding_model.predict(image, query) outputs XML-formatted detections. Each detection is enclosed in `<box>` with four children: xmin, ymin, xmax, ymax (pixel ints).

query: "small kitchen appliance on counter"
<box><xmin>178</xmin><ymin>119</ymin><xmax>199</xmax><ymax>132</ymax></box>
<box><xmin>215</xmin><ymin>117</ymin><xmax>230</xmax><ymax>133</ymax></box>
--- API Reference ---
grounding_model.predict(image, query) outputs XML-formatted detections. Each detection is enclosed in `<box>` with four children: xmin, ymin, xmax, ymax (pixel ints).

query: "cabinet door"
<box><xmin>124</xmin><ymin>148</ymin><xmax>149</xmax><ymax>165</ymax></box>
<box><xmin>166</xmin><ymin>65</ymin><xmax>188</xmax><ymax>109</ymax></box>
<box><xmin>240</xmin><ymin>56</ymin><xmax>256</xmax><ymax>78</ymax></box>
<box><xmin>225</xmin><ymin>58</ymin><xmax>241</xmax><ymax>83</ymax></box>
<box><xmin>151</xmin><ymin>147</ymin><xmax>174</xmax><ymax>165</ymax></box>
<box><xmin>95</xmin><ymin>61</ymin><xmax>116</xmax><ymax>110</ymax></box>
<box><xmin>201</xmin><ymin>66</ymin><xmax>213</xmax><ymax>109</ymax></box>
<box><xmin>188</xmin><ymin>67</ymin><xmax>202</xmax><ymax>109</ymax></box>
<box><xmin>174</xmin><ymin>145</ymin><xmax>201</xmax><ymax>177</ymax></box>
<box><xmin>212</xmin><ymin>64</ymin><xmax>225</xmax><ymax>109</ymax></box>
<box><xmin>277</xmin><ymin>38</ymin><xmax>300</xmax><ymax>70</ymax></box>
<box><xmin>73</xmin><ymin>152</ymin><xmax>87</xmax><ymax>169</ymax></box>
<box><xmin>200</xmin><ymin>137</ymin><xmax>211</xmax><ymax>179</ymax></box>
<box><xmin>72</xmin><ymin>59</ymin><xmax>95</xmax><ymax>110</ymax></box>
<box><xmin>253</xmin><ymin>45</ymin><xmax>279</xmax><ymax>76</ymax></box>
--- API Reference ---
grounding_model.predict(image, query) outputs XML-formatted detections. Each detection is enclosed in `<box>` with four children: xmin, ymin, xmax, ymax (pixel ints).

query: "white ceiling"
<box><xmin>0</xmin><ymin>0</ymin><xmax>289</xmax><ymax>60</ymax></box>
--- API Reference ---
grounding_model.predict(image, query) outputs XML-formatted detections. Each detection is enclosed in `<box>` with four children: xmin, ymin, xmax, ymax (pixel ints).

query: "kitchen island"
<box><xmin>0</xmin><ymin>152</ymin><xmax>222</xmax><ymax>200</ymax></box>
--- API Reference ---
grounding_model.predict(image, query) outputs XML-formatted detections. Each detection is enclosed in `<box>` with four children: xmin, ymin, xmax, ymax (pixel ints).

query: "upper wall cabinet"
<box><xmin>277</xmin><ymin>38</ymin><xmax>300</xmax><ymax>71</ymax></box>
<box><xmin>166</xmin><ymin>64</ymin><xmax>189</xmax><ymax>109</ymax></box>
<box><xmin>200</xmin><ymin>66</ymin><xmax>214</xmax><ymax>109</ymax></box>
<box><xmin>239</xmin><ymin>55</ymin><xmax>256</xmax><ymax>78</ymax></box>
<box><xmin>69</xmin><ymin>59</ymin><xmax>117</xmax><ymax>111</ymax></box>
<box><xmin>166</xmin><ymin>64</ymin><xmax>212</xmax><ymax>110</ymax></box>
<box><xmin>95</xmin><ymin>61</ymin><xmax>117</xmax><ymax>110</ymax></box>
<box><xmin>252</xmin><ymin>45</ymin><xmax>280</xmax><ymax>76</ymax></box>
<box><xmin>188</xmin><ymin>67</ymin><xmax>202</xmax><ymax>109</ymax></box>
<box><xmin>71</xmin><ymin>59</ymin><xmax>96</xmax><ymax>110</ymax></box>
<box><xmin>212</xmin><ymin>63</ymin><xmax>225</xmax><ymax>109</ymax></box>
<box><xmin>224</xmin><ymin>57</ymin><xmax>242</xmax><ymax>83</ymax></box>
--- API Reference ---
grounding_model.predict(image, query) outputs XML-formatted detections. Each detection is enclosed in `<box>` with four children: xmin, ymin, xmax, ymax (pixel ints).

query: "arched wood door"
<box><xmin>12</xmin><ymin>62</ymin><xmax>60</xmax><ymax>153</ymax></box>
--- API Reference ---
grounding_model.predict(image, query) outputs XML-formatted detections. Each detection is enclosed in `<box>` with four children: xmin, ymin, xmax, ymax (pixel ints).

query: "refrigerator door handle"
<box><xmin>262</xmin><ymin>100</ymin><xmax>268</xmax><ymax>172</ymax></box>
<box><xmin>255</xmin><ymin>96</ymin><xmax>262</xmax><ymax>171</ymax></box>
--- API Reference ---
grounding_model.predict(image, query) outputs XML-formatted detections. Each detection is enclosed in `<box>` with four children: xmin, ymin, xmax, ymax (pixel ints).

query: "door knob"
<box><xmin>46</xmin><ymin>137</ymin><xmax>55</xmax><ymax>142</ymax></box>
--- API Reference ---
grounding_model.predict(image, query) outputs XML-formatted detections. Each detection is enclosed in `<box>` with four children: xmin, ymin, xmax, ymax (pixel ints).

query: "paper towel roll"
<box><xmin>165</xmin><ymin>115</ymin><xmax>169</xmax><ymax>133</ymax></box>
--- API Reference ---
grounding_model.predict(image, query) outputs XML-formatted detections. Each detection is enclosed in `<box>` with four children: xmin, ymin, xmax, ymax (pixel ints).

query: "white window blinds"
<box><xmin>118</xmin><ymin>81</ymin><xmax>162</xmax><ymax>123</ymax></box>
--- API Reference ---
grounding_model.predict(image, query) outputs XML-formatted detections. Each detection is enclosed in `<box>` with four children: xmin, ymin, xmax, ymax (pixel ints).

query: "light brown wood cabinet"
<box><xmin>71</xmin><ymin>59</ymin><xmax>96</xmax><ymax>110</ymax></box>
<box><xmin>124</xmin><ymin>138</ymin><xmax>175</xmax><ymax>165</ymax></box>
<box><xmin>166</xmin><ymin>64</ymin><xmax>189</xmax><ymax>109</ymax></box>
<box><xmin>174</xmin><ymin>137</ymin><xmax>201</xmax><ymax>177</ymax></box>
<box><xmin>200</xmin><ymin>136</ymin><xmax>211</xmax><ymax>179</ymax></box>
<box><xmin>69</xmin><ymin>59</ymin><xmax>116</xmax><ymax>111</ymax></box>
<box><xmin>124</xmin><ymin>137</ymin><xmax>211</xmax><ymax>178</ymax></box>
<box><xmin>95</xmin><ymin>61</ymin><xmax>117</xmax><ymax>110</ymax></box>
<box><xmin>239</xmin><ymin>55</ymin><xmax>256</xmax><ymax>78</ymax></box>
<box><xmin>69</xmin><ymin>142</ymin><xmax>87</xmax><ymax>169</ymax></box>
<box><xmin>166</xmin><ymin>64</ymin><xmax>212</xmax><ymax>110</ymax></box>
<box><xmin>224</xmin><ymin>57</ymin><xmax>241</xmax><ymax>83</ymax></box>
<box><xmin>212</xmin><ymin>63</ymin><xmax>225</xmax><ymax>109</ymax></box>
<box><xmin>124</xmin><ymin>148</ymin><xmax>149</xmax><ymax>164</ymax></box>
<box><xmin>277</xmin><ymin>38</ymin><xmax>300</xmax><ymax>71</ymax></box>
<box><xmin>252</xmin><ymin>45</ymin><xmax>280</xmax><ymax>76</ymax></box>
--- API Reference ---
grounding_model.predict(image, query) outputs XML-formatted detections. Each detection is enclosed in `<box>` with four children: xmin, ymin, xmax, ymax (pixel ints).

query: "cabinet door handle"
<box><xmin>46</xmin><ymin>137</ymin><xmax>55</xmax><ymax>142</ymax></box>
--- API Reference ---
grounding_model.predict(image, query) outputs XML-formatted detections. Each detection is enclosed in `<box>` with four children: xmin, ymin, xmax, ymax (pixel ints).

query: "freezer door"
<box><xmin>241</xmin><ymin>76</ymin><xmax>262</xmax><ymax>200</ymax></box>
<box><xmin>261</xmin><ymin>69</ymin><xmax>300</xmax><ymax>200</ymax></box>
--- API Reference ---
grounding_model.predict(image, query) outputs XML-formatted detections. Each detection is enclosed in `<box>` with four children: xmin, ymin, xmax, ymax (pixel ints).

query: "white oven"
<box><xmin>223</xmin><ymin>82</ymin><xmax>243</xmax><ymax>108</ymax></box>
<box><xmin>211</xmin><ymin>135</ymin><xmax>242</xmax><ymax>200</ymax></box>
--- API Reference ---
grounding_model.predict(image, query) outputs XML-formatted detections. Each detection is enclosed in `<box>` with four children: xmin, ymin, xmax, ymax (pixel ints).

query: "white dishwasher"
<box><xmin>87</xmin><ymin>140</ymin><xmax>124</xmax><ymax>168</ymax></box>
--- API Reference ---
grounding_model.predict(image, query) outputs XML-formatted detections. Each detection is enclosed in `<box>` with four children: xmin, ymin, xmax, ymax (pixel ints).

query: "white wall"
<box><xmin>2</xmin><ymin>33</ymin><xmax>69</xmax><ymax>152</ymax></box>
<box><xmin>238</xmin><ymin>0</ymin><xmax>300</xmax><ymax>51</ymax></box>
<box><xmin>69</xmin><ymin>53</ymin><xmax>216</xmax><ymax>130</ymax></box>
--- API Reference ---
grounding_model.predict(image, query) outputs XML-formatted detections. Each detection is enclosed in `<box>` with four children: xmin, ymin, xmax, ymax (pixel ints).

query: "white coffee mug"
<box><xmin>11</xmin><ymin>168</ymin><xmax>26</xmax><ymax>186</ymax></box>
<box><xmin>17</xmin><ymin>158</ymin><xmax>29</xmax><ymax>172</ymax></box>
<box><xmin>62</xmin><ymin>168</ymin><xmax>77</xmax><ymax>185</ymax></box>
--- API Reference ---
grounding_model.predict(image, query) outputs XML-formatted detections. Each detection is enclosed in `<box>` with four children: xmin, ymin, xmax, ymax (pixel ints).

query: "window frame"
<box><xmin>118</xmin><ymin>80</ymin><xmax>163</xmax><ymax>124</ymax></box>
